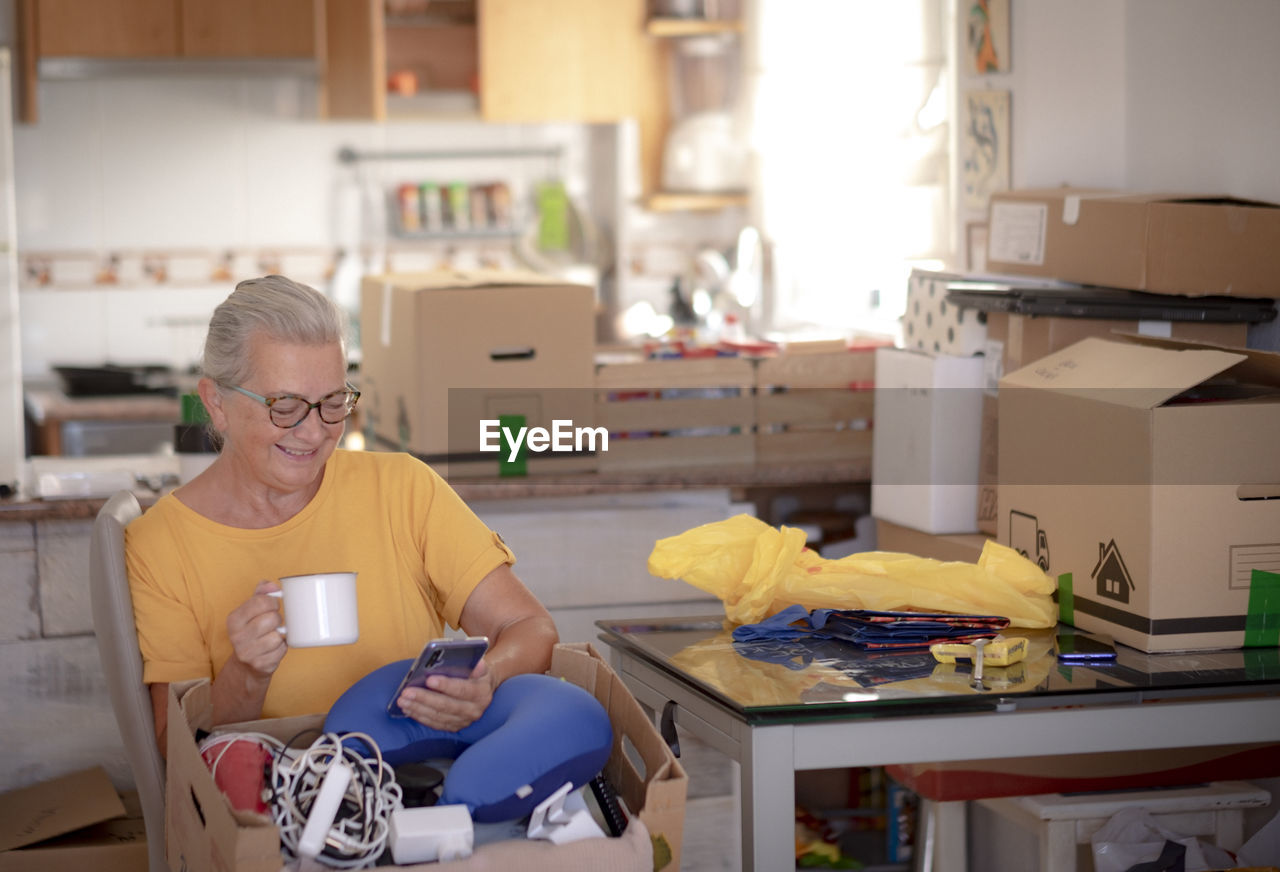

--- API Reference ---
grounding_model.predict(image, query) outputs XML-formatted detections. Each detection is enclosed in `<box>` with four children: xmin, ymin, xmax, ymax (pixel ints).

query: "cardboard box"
<box><xmin>0</xmin><ymin>767</ymin><xmax>148</xmax><ymax>871</ymax></box>
<box><xmin>998</xmin><ymin>335</ymin><xmax>1280</xmax><ymax>652</ymax></box>
<box><xmin>359</xmin><ymin>270</ymin><xmax>597</xmax><ymax>477</ymax></box>
<box><xmin>166</xmin><ymin>643</ymin><xmax>687</xmax><ymax>872</ymax></box>
<box><xmin>986</xmin><ymin>188</ymin><xmax>1280</xmax><ymax>297</ymax></box>
<box><xmin>975</xmin><ymin>313</ymin><xmax>1251</xmax><ymax>535</ymax></box>
<box><xmin>874</xmin><ymin>518</ymin><xmax>990</xmax><ymax>565</ymax></box>
<box><xmin>755</xmin><ymin>344</ymin><xmax>877</xmax><ymax>466</ymax></box>
<box><xmin>594</xmin><ymin>353</ymin><xmax>755</xmax><ymax>473</ymax></box>
<box><xmin>871</xmin><ymin>347</ymin><xmax>984</xmax><ymax>534</ymax></box>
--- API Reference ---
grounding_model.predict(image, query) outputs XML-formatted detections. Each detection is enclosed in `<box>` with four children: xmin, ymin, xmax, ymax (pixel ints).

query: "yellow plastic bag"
<box><xmin>648</xmin><ymin>514</ymin><xmax>1057</xmax><ymax>628</ymax></box>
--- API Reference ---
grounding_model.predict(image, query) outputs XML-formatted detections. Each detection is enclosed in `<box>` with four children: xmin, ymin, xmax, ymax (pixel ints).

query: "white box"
<box><xmin>903</xmin><ymin>269</ymin><xmax>988</xmax><ymax>356</ymax></box>
<box><xmin>871</xmin><ymin>347</ymin><xmax>985</xmax><ymax>534</ymax></box>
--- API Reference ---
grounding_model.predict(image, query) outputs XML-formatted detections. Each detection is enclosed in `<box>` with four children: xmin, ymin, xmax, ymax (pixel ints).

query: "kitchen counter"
<box><xmin>0</xmin><ymin>456</ymin><xmax>872</xmax><ymax>521</ymax></box>
<box><xmin>24</xmin><ymin>388</ymin><xmax>182</xmax><ymax>455</ymax></box>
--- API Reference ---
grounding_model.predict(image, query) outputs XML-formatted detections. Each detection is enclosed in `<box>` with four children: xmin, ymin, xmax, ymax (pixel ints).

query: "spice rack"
<box><xmin>339</xmin><ymin>144</ymin><xmax>562</xmax><ymax>241</ymax></box>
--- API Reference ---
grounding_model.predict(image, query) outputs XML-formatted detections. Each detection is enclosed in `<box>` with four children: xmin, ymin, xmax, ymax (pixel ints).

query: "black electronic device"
<box><xmin>945</xmin><ymin>282</ymin><xmax>1276</xmax><ymax>323</ymax></box>
<box><xmin>387</xmin><ymin>636</ymin><xmax>489</xmax><ymax>717</ymax></box>
<box><xmin>1055</xmin><ymin>631</ymin><xmax>1118</xmax><ymax>665</ymax></box>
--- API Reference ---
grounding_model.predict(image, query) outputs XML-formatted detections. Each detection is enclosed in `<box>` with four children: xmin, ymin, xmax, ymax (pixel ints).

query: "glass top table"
<box><xmin>597</xmin><ymin>616</ymin><xmax>1280</xmax><ymax>721</ymax></box>
<box><xmin>596</xmin><ymin>616</ymin><xmax>1280</xmax><ymax>871</ymax></box>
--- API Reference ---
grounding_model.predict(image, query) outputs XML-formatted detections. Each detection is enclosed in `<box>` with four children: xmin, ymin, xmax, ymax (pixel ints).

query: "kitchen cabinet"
<box><xmin>28</xmin><ymin>0</ymin><xmax>320</xmax><ymax>58</ymax></box>
<box><xmin>17</xmin><ymin>0</ymin><xmax>322</xmax><ymax>122</ymax></box>
<box><xmin>324</xmin><ymin>0</ymin><xmax>669</xmax><ymax>195</ymax></box>
<box><xmin>325</xmin><ymin>0</ymin><xmax>660</xmax><ymax>121</ymax></box>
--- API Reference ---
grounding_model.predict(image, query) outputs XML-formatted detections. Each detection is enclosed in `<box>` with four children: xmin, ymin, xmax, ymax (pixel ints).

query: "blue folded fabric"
<box><xmin>731</xmin><ymin>605</ymin><xmax>1009</xmax><ymax>650</ymax></box>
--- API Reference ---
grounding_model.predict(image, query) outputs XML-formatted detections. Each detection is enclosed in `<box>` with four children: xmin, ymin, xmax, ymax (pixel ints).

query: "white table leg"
<box><xmin>932</xmin><ymin>800</ymin><xmax>968</xmax><ymax>872</ymax></box>
<box><xmin>1041</xmin><ymin>819</ymin><xmax>1077</xmax><ymax>872</ymax></box>
<box><xmin>1215</xmin><ymin>809</ymin><xmax>1245</xmax><ymax>853</ymax></box>
<box><xmin>739</xmin><ymin>722</ymin><xmax>795</xmax><ymax>872</ymax></box>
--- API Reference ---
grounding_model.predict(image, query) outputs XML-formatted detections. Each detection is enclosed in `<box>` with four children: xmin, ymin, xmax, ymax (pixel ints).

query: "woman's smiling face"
<box><xmin>218</xmin><ymin>332</ymin><xmax>349</xmax><ymax>495</ymax></box>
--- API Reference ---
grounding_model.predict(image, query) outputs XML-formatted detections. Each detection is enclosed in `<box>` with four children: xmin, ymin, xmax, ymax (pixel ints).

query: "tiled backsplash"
<box><xmin>14</xmin><ymin>74</ymin><xmax>587</xmax><ymax>376</ymax></box>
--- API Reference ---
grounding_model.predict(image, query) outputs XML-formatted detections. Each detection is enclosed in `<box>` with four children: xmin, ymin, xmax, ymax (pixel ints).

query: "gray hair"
<box><xmin>202</xmin><ymin>275</ymin><xmax>347</xmax><ymax>386</ymax></box>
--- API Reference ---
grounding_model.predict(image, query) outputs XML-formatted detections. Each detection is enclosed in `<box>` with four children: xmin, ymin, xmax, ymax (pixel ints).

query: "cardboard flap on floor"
<box><xmin>0</xmin><ymin>767</ymin><xmax>127</xmax><ymax>851</ymax></box>
<box><xmin>999</xmin><ymin>336</ymin><xmax>1247</xmax><ymax>409</ymax></box>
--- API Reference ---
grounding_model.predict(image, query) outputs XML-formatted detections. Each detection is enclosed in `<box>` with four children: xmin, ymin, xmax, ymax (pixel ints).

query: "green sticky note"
<box><xmin>536</xmin><ymin>181</ymin><xmax>570</xmax><ymax>253</ymax></box>
<box><xmin>498</xmin><ymin>413</ymin><xmax>527</xmax><ymax>478</ymax></box>
<box><xmin>1057</xmin><ymin>572</ymin><xmax>1074</xmax><ymax>625</ymax></box>
<box><xmin>1244</xmin><ymin>569</ymin><xmax>1280</xmax><ymax>647</ymax></box>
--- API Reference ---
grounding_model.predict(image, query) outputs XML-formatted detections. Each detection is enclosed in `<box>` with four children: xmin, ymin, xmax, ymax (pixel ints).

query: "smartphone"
<box><xmin>1055</xmin><ymin>631</ymin><xmax>1118</xmax><ymax>665</ymax></box>
<box><xmin>387</xmin><ymin>636</ymin><xmax>489</xmax><ymax>717</ymax></box>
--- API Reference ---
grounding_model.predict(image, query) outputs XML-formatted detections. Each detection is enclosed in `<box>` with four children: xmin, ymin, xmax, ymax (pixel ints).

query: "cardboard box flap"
<box><xmin>0</xmin><ymin>767</ymin><xmax>127</xmax><ymax>851</ymax></box>
<box><xmin>1000</xmin><ymin>336</ymin><xmax>1247</xmax><ymax>408</ymax></box>
<box><xmin>373</xmin><ymin>268</ymin><xmax>584</xmax><ymax>291</ymax></box>
<box><xmin>1114</xmin><ymin>332</ymin><xmax>1280</xmax><ymax>389</ymax></box>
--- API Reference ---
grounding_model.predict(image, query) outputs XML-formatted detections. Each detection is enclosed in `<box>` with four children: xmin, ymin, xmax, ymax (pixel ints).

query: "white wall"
<box><xmin>1123</xmin><ymin>0</ymin><xmax>1280</xmax><ymax>202</ymax></box>
<box><xmin>954</xmin><ymin>0</ymin><xmax>1280</xmax><ymax>237</ymax></box>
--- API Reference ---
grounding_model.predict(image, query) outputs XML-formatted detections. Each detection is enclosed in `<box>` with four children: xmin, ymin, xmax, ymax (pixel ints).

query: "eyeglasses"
<box><xmin>225</xmin><ymin>383</ymin><xmax>361</xmax><ymax>429</ymax></box>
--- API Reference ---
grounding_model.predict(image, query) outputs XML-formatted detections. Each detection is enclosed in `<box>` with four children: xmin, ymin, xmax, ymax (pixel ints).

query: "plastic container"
<box><xmin>668</xmin><ymin>34</ymin><xmax>740</xmax><ymax>120</ymax></box>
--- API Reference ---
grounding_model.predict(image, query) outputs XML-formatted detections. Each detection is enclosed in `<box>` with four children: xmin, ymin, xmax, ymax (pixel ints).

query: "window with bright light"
<box><xmin>746</xmin><ymin>0</ymin><xmax>951</xmax><ymax>339</ymax></box>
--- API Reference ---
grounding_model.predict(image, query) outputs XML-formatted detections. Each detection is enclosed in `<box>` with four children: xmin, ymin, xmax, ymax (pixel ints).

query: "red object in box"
<box><xmin>201</xmin><ymin>738</ymin><xmax>273</xmax><ymax>814</ymax></box>
<box><xmin>887</xmin><ymin>743</ymin><xmax>1280</xmax><ymax>802</ymax></box>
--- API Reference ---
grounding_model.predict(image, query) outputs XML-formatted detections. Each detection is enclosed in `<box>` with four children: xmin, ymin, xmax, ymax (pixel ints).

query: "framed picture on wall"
<box><xmin>961</xmin><ymin>89</ymin><xmax>1011</xmax><ymax>212</ymax></box>
<box><xmin>967</xmin><ymin>0</ymin><xmax>1011</xmax><ymax>74</ymax></box>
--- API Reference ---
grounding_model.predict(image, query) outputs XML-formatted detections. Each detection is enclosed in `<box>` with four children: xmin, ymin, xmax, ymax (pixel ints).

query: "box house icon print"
<box><xmin>1092</xmin><ymin>539</ymin><xmax>1134</xmax><ymax>604</ymax></box>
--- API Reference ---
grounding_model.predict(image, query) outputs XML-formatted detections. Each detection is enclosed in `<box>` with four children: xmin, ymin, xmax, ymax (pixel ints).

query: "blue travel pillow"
<box><xmin>323</xmin><ymin>660</ymin><xmax>613</xmax><ymax>823</ymax></box>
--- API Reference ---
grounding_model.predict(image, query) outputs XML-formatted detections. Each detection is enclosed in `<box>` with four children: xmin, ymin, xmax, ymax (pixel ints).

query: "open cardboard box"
<box><xmin>976</xmin><ymin>311</ymin><xmax>1252</xmax><ymax>535</ymax></box>
<box><xmin>998</xmin><ymin>334</ymin><xmax>1280</xmax><ymax>651</ymax></box>
<box><xmin>0</xmin><ymin>767</ymin><xmax>148</xmax><ymax>871</ymax></box>
<box><xmin>166</xmin><ymin>643</ymin><xmax>687</xmax><ymax>872</ymax></box>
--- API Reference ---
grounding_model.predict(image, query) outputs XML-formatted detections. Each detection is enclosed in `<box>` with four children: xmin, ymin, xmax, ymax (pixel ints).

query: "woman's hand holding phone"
<box><xmin>388</xmin><ymin>637</ymin><xmax>493</xmax><ymax>731</ymax></box>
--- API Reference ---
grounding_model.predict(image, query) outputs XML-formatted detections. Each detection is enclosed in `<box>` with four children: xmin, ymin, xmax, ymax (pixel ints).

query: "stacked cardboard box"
<box><xmin>359</xmin><ymin>270</ymin><xmax>598</xmax><ymax>478</ymax></box>
<box><xmin>985</xmin><ymin>188</ymin><xmax>1280</xmax><ymax>297</ymax></box>
<box><xmin>870</xmin><ymin>346</ymin><xmax>984</xmax><ymax>535</ymax></box>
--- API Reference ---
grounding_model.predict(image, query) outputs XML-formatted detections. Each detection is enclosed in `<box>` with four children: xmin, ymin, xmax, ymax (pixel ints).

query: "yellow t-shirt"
<box><xmin>125</xmin><ymin>449</ymin><xmax>514</xmax><ymax>717</ymax></box>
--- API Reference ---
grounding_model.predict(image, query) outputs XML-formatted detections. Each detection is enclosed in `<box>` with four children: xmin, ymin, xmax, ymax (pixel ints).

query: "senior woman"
<box><xmin>126</xmin><ymin>275</ymin><xmax>558</xmax><ymax>753</ymax></box>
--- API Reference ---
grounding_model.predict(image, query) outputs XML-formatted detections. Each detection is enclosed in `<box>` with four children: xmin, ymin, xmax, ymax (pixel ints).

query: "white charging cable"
<box><xmin>269</xmin><ymin>731</ymin><xmax>403</xmax><ymax>869</ymax></box>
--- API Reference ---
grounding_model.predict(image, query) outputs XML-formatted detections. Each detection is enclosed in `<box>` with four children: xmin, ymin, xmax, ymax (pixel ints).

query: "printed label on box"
<box><xmin>989</xmin><ymin>202</ymin><xmax>1048</xmax><ymax>265</ymax></box>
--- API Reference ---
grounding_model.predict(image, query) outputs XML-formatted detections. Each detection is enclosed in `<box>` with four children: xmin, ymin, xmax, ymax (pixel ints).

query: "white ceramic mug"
<box><xmin>268</xmin><ymin>572</ymin><xmax>359</xmax><ymax>647</ymax></box>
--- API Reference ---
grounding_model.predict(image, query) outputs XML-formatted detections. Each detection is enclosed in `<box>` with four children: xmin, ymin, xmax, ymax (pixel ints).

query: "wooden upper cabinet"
<box><xmin>36</xmin><ymin>0</ymin><xmax>180</xmax><ymax>57</ymax></box>
<box><xmin>478</xmin><ymin>0</ymin><xmax>660</xmax><ymax>124</ymax></box>
<box><xmin>181</xmin><ymin>0</ymin><xmax>322</xmax><ymax>59</ymax></box>
<box><xmin>33</xmin><ymin>0</ymin><xmax>320</xmax><ymax>59</ymax></box>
